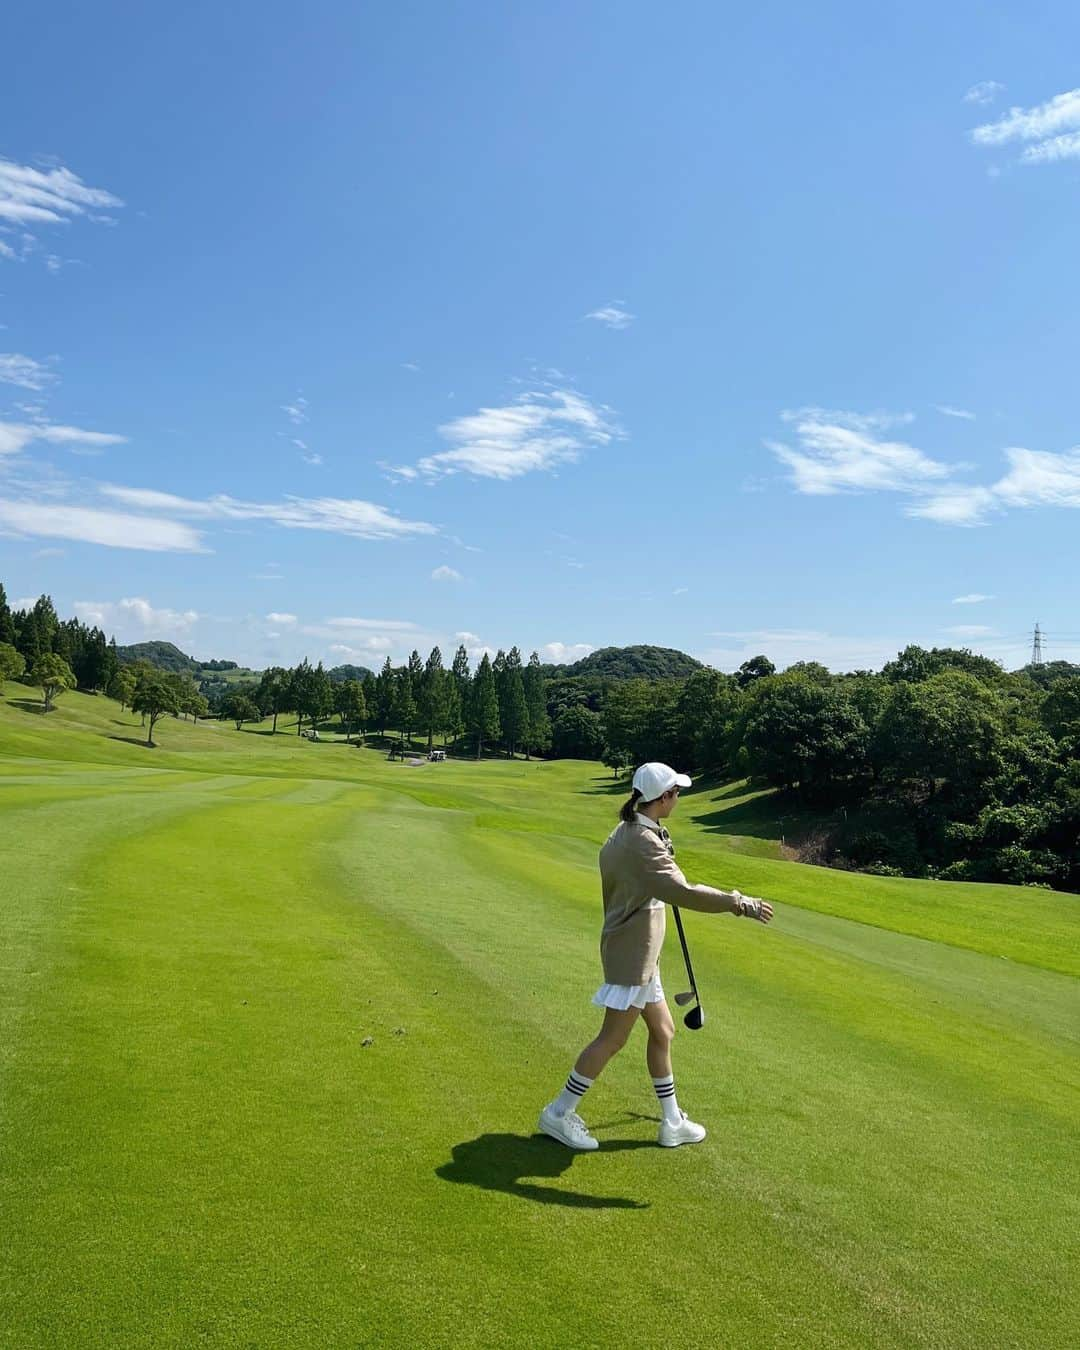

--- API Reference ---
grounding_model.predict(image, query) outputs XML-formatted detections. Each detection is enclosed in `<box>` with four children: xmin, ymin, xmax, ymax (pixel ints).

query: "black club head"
<box><xmin>683</xmin><ymin>1004</ymin><xmax>705</xmax><ymax>1031</ymax></box>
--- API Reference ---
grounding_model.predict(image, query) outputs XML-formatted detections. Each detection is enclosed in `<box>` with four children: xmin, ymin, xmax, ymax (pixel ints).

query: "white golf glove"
<box><xmin>737</xmin><ymin>894</ymin><xmax>773</xmax><ymax>923</ymax></box>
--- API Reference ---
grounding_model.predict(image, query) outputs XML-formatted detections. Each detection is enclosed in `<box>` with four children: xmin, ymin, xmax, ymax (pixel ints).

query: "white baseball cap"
<box><xmin>632</xmin><ymin>762</ymin><xmax>692</xmax><ymax>801</ymax></box>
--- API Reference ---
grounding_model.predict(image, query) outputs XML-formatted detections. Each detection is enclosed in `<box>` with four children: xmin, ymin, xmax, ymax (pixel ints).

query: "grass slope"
<box><xmin>1</xmin><ymin>683</ymin><xmax>1078</xmax><ymax>1348</ymax></box>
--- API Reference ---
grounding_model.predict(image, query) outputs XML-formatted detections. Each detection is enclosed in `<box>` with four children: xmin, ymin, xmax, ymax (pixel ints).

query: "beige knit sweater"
<box><xmin>597</xmin><ymin>818</ymin><xmax>741</xmax><ymax>985</ymax></box>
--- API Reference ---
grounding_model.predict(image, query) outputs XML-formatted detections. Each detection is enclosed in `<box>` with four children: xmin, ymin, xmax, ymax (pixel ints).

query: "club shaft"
<box><xmin>672</xmin><ymin>905</ymin><xmax>699</xmax><ymax>1000</ymax></box>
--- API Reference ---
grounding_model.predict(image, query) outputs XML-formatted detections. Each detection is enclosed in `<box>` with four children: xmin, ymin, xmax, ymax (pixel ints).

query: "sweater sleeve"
<box><xmin>632</xmin><ymin>832</ymin><xmax>741</xmax><ymax>915</ymax></box>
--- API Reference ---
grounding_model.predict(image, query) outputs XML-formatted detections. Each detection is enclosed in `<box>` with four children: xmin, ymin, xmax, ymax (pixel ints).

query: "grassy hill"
<box><xmin>1</xmin><ymin>679</ymin><xmax>1077</xmax><ymax>1347</ymax></box>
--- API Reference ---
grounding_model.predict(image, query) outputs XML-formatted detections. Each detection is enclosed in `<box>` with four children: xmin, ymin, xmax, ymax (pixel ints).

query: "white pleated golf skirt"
<box><xmin>592</xmin><ymin>966</ymin><xmax>665</xmax><ymax>1011</ymax></box>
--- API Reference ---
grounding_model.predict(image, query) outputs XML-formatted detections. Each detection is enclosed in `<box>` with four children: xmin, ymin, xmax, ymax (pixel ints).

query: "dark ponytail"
<box><xmin>619</xmin><ymin>788</ymin><xmax>643</xmax><ymax>823</ymax></box>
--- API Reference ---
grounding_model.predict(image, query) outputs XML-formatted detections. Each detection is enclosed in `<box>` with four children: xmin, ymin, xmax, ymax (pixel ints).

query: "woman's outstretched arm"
<box><xmin>630</xmin><ymin>831</ymin><xmax>762</xmax><ymax>916</ymax></box>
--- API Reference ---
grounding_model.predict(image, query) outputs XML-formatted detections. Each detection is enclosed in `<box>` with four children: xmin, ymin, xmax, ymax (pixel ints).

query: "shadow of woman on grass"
<box><xmin>436</xmin><ymin>1123</ymin><xmax>653</xmax><ymax>1209</ymax></box>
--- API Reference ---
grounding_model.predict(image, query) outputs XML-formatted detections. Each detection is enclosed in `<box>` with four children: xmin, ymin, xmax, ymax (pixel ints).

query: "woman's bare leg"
<box><xmin>641</xmin><ymin>998</ymin><xmax>676</xmax><ymax>1079</ymax></box>
<box><xmin>573</xmin><ymin>1005</ymin><xmax>642</xmax><ymax>1079</ymax></box>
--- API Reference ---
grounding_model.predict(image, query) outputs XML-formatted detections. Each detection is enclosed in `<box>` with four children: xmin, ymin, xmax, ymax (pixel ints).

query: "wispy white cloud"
<box><xmin>935</xmin><ymin>404</ymin><xmax>976</xmax><ymax>420</ymax></box>
<box><xmin>287</xmin><ymin>436</ymin><xmax>322</xmax><ymax>466</ymax></box>
<box><xmin>963</xmin><ymin>81</ymin><xmax>1004</xmax><ymax>106</ymax></box>
<box><xmin>780</xmin><ymin>407</ymin><xmax>914</xmax><ymax>433</ymax></box>
<box><xmin>100</xmin><ymin>485</ymin><xmax>438</xmax><ymax>541</ymax></box>
<box><xmin>907</xmin><ymin>447</ymin><xmax>1080</xmax><ymax>525</ymax></box>
<box><xmin>322</xmin><ymin>617</ymin><xmax>421</xmax><ymax>632</ymax></box>
<box><xmin>447</xmin><ymin>630</ymin><xmax>496</xmax><ymax>663</ymax></box>
<box><xmin>401</xmin><ymin>362</ymin><xmax>420</xmax><ymax>372</ymax></box>
<box><xmin>584</xmin><ymin>304</ymin><xmax>634</xmax><ymax>330</ymax></box>
<box><xmin>431</xmin><ymin>565</ymin><xmax>462</xmax><ymax>581</ymax></box>
<box><xmin>0</xmin><ymin>159</ymin><xmax>121</xmax><ymax>269</ymax></box>
<box><xmin>0</xmin><ymin>157</ymin><xmax>122</xmax><ymax>228</ymax></box>
<box><xmin>329</xmin><ymin>640</ymin><xmax>392</xmax><ymax>656</ymax></box>
<box><xmin>543</xmin><ymin>641</ymin><xmax>594</xmax><ymax>663</ymax></box>
<box><xmin>0</xmin><ymin>353</ymin><xmax>57</xmax><ymax>392</ymax></box>
<box><xmin>990</xmin><ymin>445</ymin><xmax>1080</xmax><ymax>508</ymax></box>
<box><xmin>1020</xmin><ymin>132</ymin><xmax>1080</xmax><ymax>165</ymax></box>
<box><xmin>953</xmin><ymin>593</ymin><xmax>994</xmax><ymax>604</ymax></box>
<box><xmin>0</xmin><ymin>417</ymin><xmax>126</xmax><ymax>457</ymax></box>
<box><xmin>767</xmin><ymin>409</ymin><xmax>1080</xmax><ymax>527</ymax></box>
<box><xmin>281</xmin><ymin>397</ymin><xmax>308</xmax><ymax>425</ymax></box>
<box><xmin>769</xmin><ymin>408</ymin><xmax>950</xmax><ymax>496</ymax></box>
<box><xmin>971</xmin><ymin>87</ymin><xmax>1080</xmax><ymax>164</ymax></box>
<box><xmin>300</xmin><ymin>615</ymin><xmax>427</xmax><ymax>658</ymax></box>
<box><xmin>73</xmin><ymin>596</ymin><xmax>199</xmax><ymax>637</ymax></box>
<box><xmin>0</xmin><ymin>500</ymin><xmax>205</xmax><ymax>551</ymax></box>
<box><xmin>266</xmin><ymin>612</ymin><xmax>297</xmax><ymax>625</ymax></box>
<box><xmin>387</xmin><ymin>388</ymin><xmax>617</xmax><ymax>482</ymax></box>
<box><xmin>905</xmin><ymin>485</ymin><xmax>998</xmax><ymax>526</ymax></box>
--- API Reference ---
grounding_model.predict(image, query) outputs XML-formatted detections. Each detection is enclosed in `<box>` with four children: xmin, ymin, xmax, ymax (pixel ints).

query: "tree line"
<box><xmin>4</xmin><ymin>581</ymin><xmax>1079</xmax><ymax>890</ymax></box>
<box><xmin>224</xmin><ymin>645</ymin><xmax>553</xmax><ymax>758</ymax></box>
<box><xmin>593</xmin><ymin>649</ymin><xmax>1080</xmax><ymax>892</ymax></box>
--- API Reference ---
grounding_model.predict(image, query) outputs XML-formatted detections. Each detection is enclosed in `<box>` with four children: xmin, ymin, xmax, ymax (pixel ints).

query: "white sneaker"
<box><xmin>658</xmin><ymin>1109</ymin><xmax>707</xmax><ymax>1147</ymax></box>
<box><xmin>538</xmin><ymin>1104</ymin><xmax>599</xmax><ymax>1151</ymax></box>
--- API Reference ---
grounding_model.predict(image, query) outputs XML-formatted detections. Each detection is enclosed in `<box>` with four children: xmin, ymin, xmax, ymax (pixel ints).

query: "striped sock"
<box><xmin>552</xmin><ymin>1068</ymin><xmax>594</xmax><ymax>1117</ymax></box>
<box><xmin>652</xmin><ymin>1074</ymin><xmax>681</xmax><ymax>1125</ymax></box>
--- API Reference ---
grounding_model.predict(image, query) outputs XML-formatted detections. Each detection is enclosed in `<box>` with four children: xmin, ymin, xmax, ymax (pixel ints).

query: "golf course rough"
<box><xmin>1</xmin><ymin>681</ymin><xmax>1077</xmax><ymax>1349</ymax></box>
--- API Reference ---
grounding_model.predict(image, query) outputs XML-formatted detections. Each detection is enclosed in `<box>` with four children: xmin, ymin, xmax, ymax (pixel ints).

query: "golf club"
<box><xmin>671</xmin><ymin>906</ymin><xmax>705</xmax><ymax>1030</ymax></box>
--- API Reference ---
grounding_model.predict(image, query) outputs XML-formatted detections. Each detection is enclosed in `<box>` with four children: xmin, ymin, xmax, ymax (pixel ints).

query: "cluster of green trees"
<box><xmin>223</xmin><ymin>645</ymin><xmax>553</xmax><ymax>757</ymax></box>
<box><xmin>1</xmin><ymin>587</ymin><xmax>119</xmax><ymax>700</ymax></box>
<box><xmin>109</xmin><ymin>663</ymin><xmax>211</xmax><ymax>744</ymax></box>
<box><xmin>595</xmin><ymin>648</ymin><xmax>1080</xmax><ymax>891</ymax></box>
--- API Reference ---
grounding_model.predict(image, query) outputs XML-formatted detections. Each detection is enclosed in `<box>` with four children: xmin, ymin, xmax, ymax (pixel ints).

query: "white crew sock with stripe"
<box><xmin>652</xmin><ymin>1074</ymin><xmax>682</xmax><ymax>1125</ymax></box>
<box><xmin>551</xmin><ymin>1068</ymin><xmax>594</xmax><ymax>1116</ymax></box>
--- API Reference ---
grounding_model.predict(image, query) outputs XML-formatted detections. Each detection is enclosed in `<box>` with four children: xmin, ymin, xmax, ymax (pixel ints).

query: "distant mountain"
<box><xmin>328</xmin><ymin>663</ymin><xmax>374</xmax><ymax>683</ymax></box>
<box><xmin>116</xmin><ymin>642</ymin><xmax>255</xmax><ymax>677</ymax></box>
<box><xmin>116</xmin><ymin>641</ymin><xmax>201</xmax><ymax>674</ymax></box>
<box><xmin>561</xmin><ymin>645</ymin><xmax>705</xmax><ymax>681</ymax></box>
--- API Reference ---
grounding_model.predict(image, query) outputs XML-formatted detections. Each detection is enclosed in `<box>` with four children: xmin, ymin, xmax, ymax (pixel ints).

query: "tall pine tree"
<box><xmin>375</xmin><ymin>657</ymin><xmax>395</xmax><ymax>736</ymax></box>
<box><xmin>469</xmin><ymin>653</ymin><xmax>501</xmax><ymax>759</ymax></box>
<box><xmin>419</xmin><ymin>647</ymin><xmax>446</xmax><ymax>751</ymax></box>
<box><xmin>407</xmin><ymin>649</ymin><xmax>424</xmax><ymax>706</ymax></box>
<box><xmin>523</xmin><ymin>651</ymin><xmax>551</xmax><ymax>759</ymax></box>
<box><xmin>501</xmin><ymin>647</ymin><xmax>528</xmax><ymax>759</ymax></box>
<box><xmin>0</xmin><ymin>583</ymin><xmax>15</xmax><ymax>646</ymax></box>
<box><xmin>392</xmin><ymin>668</ymin><xmax>416</xmax><ymax>751</ymax></box>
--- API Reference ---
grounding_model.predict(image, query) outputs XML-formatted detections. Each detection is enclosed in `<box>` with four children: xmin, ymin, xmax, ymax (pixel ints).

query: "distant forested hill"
<box><xmin>117</xmin><ymin>642</ymin><xmax>253</xmax><ymax>679</ymax></box>
<box><xmin>116</xmin><ymin>641</ymin><xmax>201</xmax><ymax>673</ymax></box>
<box><xmin>561</xmin><ymin>645</ymin><xmax>704</xmax><ymax>680</ymax></box>
<box><xmin>328</xmin><ymin>663</ymin><xmax>374</xmax><ymax>683</ymax></box>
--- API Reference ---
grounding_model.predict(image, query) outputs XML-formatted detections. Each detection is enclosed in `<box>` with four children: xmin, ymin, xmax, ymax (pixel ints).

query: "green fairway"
<box><xmin>1</xmin><ymin>683</ymin><xmax>1078</xmax><ymax>1348</ymax></box>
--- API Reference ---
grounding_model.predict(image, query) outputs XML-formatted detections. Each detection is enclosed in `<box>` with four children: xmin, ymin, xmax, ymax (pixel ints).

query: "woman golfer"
<box><xmin>539</xmin><ymin>761</ymin><xmax>773</xmax><ymax>1150</ymax></box>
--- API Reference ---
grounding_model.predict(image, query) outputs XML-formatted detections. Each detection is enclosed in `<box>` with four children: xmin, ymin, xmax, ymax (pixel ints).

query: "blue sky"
<box><xmin>3</xmin><ymin>1</ymin><xmax>1080</xmax><ymax>674</ymax></box>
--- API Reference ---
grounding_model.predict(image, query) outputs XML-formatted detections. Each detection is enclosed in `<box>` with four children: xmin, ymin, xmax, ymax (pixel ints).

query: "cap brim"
<box><xmin>674</xmin><ymin>773</ymin><xmax>692</xmax><ymax>788</ymax></box>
